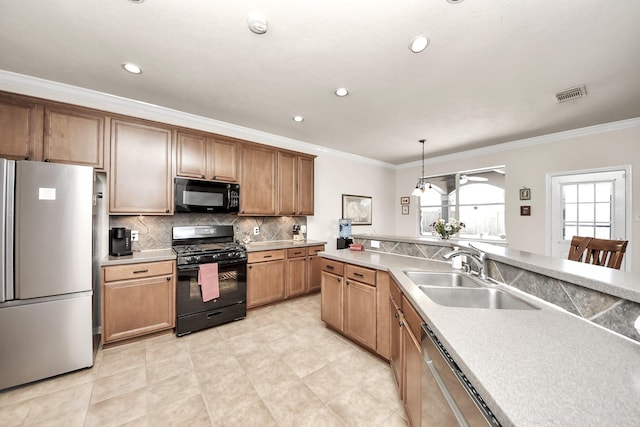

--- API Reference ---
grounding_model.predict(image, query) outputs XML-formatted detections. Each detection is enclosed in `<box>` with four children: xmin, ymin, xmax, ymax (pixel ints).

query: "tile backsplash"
<box><xmin>354</xmin><ymin>237</ymin><xmax>640</xmax><ymax>343</ymax></box>
<box><xmin>110</xmin><ymin>214</ymin><xmax>307</xmax><ymax>249</ymax></box>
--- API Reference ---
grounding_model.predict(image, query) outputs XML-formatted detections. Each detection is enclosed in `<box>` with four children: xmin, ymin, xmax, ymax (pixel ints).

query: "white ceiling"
<box><xmin>1</xmin><ymin>0</ymin><xmax>639</xmax><ymax>165</ymax></box>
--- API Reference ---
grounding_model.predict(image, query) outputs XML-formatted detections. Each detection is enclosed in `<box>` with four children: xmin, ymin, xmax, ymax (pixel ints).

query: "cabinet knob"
<box><xmin>165</xmin><ymin>209</ymin><xmax>170</xmax><ymax>213</ymax></box>
<box><xmin>399</xmin><ymin>321</ymin><xmax>404</xmax><ymax>328</ymax></box>
<box><xmin>394</xmin><ymin>312</ymin><xmax>399</xmax><ymax>319</ymax></box>
<box><xmin>44</xmin><ymin>158</ymin><xmax>50</xmax><ymax>162</ymax></box>
<box><xmin>166</xmin><ymin>276</ymin><xmax>171</xmax><ymax>281</ymax></box>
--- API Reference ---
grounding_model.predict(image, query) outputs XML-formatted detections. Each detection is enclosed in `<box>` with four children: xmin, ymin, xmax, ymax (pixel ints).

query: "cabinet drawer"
<box><xmin>104</xmin><ymin>260</ymin><xmax>174</xmax><ymax>282</ymax></box>
<box><xmin>307</xmin><ymin>245</ymin><xmax>325</xmax><ymax>256</ymax></box>
<box><xmin>287</xmin><ymin>247</ymin><xmax>307</xmax><ymax>258</ymax></box>
<box><xmin>248</xmin><ymin>249</ymin><xmax>285</xmax><ymax>263</ymax></box>
<box><xmin>345</xmin><ymin>264</ymin><xmax>376</xmax><ymax>286</ymax></box>
<box><xmin>321</xmin><ymin>259</ymin><xmax>344</xmax><ymax>276</ymax></box>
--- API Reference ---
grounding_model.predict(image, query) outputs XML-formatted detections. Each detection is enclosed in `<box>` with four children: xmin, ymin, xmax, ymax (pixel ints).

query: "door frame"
<box><xmin>546</xmin><ymin>165</ymin><xmax>632</xmax><ymax>270</ymax></box>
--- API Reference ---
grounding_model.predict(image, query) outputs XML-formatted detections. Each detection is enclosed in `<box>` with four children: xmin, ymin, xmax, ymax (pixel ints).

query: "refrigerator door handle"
<box><xmin>1</xmin><ymin>159</ymin><xmax>15</xmax><ymax>303</ymax></box>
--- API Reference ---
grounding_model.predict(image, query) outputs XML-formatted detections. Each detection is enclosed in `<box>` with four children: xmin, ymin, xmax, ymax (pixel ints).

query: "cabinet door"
<box><xmin>321</xmin><ymin>271</ymin><xmax>343</xmax><ymax>331</ymax></box>
<box><xmin>240</xmin><ymin>144</ymin><xmax>277</xmax><ymax>215</ymax></box>
<box><xmin>210</xmin><ymin>139</ymin><xmax>238</xmax><ymax>182</ymax></box>
<box><xmin>389</xmin><ymin>296</ymin><xmax>403</xmax><ymax>394</ymax></box>
<box><xmin>307</xmin><ymin>254</ymin><xmax>322</xmax><ymax>292</ymax></box>
<box><xmin>287</xmin><ymin>256</ymin><xmax>307</xmax><ymax>298</ymax></box>
<box><xmin>43</xmin><ymin>106</ymin><xmax>105</xmax><ymax>168</ymax></box>
<box><xmin>297</xmin><ymin>155</ymin><xmax>314</xmax><ymax>215</ymax></box>
<box><xmin>247</xmin><ymin>260</ymin><xmax>285</xmax><ymax>308</ymax></box>
<box><xmin>0</xmin><ymin>96</ymin><xmax>43</xmax><ymax>160</ymax></box>
<box><xmin>278</xmin><ymin>151</ymin><xmax>297</xmax><ymax>215</ymax></box>
<box><xmin>110</xmin><ymin>119</ymin><xmax>173</xmax><ymax>214</ymax></box>
<box><xmin>344</xmin><ymin>279</ymin><xmax>377</xmax><ymax>350</ymax></box>
<box><xmin>176</xmin><ymin>131</ymin><xmax>207</xmax><ymax>179</ymax></box>
<box><xmin>403</xmin><ymin>322</ymin><xmax>422</xmax><ymax>427</ymax></box>
<box><xmin>103</xmin><ymin>274</ymin><xmax>175</xmax><ymax>343</ymax></box>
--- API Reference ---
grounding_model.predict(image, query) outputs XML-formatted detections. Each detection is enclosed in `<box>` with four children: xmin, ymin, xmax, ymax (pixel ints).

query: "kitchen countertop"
<box><xmin>320</xmin><ymin>249</ymin><xmax>640</xmax><ymax>426</ymax></box>
<box><xmin>245</xmin><ymin>239</ymin><xmax>326</xmax><ymax>252</ymax></box>
<box><xmin>353</xmin><ymin>234</ymin><xmax>640</xmax><ymax>304</ymax></box>
<box><xmin>101</xmin><ymin>249</ymin><xmax>176</xmax><ymax>266</ymax></box>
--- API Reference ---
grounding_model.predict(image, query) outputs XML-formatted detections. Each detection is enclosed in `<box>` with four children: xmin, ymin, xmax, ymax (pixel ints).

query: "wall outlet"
<box><xmin>371</xmin><ymin>240</ymin><xmax>380</xmax><ymax>248</ymax></box>
<box><xmin>253</xmin><ymin>227</ymin><xmax>260</xmax><ymax>235</ymax></box>
<box><xmin>131</xmin><ymin>230</ymin><xmax>139</xmax><ymax>241</ymax></box>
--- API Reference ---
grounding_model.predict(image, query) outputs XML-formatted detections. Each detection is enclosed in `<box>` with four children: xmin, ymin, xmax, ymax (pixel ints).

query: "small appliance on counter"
<box><xmin>109</xmin><ymin>227</ymin><xmax>132</xmax><ymax>256</ymax></box>
<box><xmin>337</xmin><ymin>218</ymin><xmax>353</xmax><ymax>249</ymax></box>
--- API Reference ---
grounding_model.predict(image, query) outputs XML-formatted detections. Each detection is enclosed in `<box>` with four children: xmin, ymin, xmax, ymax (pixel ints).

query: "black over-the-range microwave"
<box><xmin>175</xmin><ymin>178</ymin><xmax>240</xmax><ymax>213</ymax></box>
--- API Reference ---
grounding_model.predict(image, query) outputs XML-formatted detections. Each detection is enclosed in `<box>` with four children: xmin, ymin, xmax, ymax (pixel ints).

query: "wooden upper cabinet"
<box><xmin>43</xmin><ymin>106</ymin><xmax>105</xmax><ymax>169</ymax></box>
<box><xmin>278</xmin><ymin>151</ymin><xmax>297</xmax><ymax>215</ymax></box>
<box><xmin>176</xmin><ymin>131</ymin><xmax>239</xmax><ymax>182</ymax></box>
<box><xmin>176</xmin><ymin>131</ymin><xmax>207</xmax><ymax>179</ymax></box>
<box><xmin>109</xmin><ymin>119</ymin><xmax>174</xmax><ymax>214</ymax></box>
<box><xmin>240</xmin><ymin>144</ymin><xmax>277</xmax><ymax>215</ymax></box>
<box><xmin>210</xmin><ymin>138</ymin><xmax>238</xmax><ymax>182</ymax></box>
<box><xmin>298</xmin><ymin>155</ymin><xmax>314</xmax><ymax>215</ymax></box>
<box><xmin>0</xmin><ymin>95</ymin><xmax>43</xmax><ymax>161</ymax></box>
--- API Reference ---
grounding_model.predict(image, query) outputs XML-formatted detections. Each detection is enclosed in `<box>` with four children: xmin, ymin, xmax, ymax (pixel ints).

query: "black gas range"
<box><xmin>172</xmin><ymin>225</ymin><xmax>247</xmax><ymax>336</ymax></box>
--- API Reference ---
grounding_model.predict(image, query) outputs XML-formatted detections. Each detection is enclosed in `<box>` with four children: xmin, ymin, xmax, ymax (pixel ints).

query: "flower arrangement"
<box><xmin>431</xmin><ymin>218</ymin><xmax>465</xmax><ymax>239</ymax></box>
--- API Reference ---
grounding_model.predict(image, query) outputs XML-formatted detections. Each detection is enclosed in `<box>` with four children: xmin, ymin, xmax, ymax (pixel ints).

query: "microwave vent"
<box><xmin>555</xmin><ymin>85</ymin><xmax>587</xmax><ymax>103</ymax></box>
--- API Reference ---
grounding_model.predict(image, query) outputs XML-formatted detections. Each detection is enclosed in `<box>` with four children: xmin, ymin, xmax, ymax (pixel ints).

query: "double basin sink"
<box><xmin>404</xmin><ymin>271</ymin><xmax>539</xmax><ymax>310</ymax></box>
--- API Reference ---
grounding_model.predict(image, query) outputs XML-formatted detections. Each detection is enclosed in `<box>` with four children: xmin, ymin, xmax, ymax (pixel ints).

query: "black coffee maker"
<box><xmin>109</xmin><ymin>227</ymin><xmax>132</xmax><ymax>256</ymax></box>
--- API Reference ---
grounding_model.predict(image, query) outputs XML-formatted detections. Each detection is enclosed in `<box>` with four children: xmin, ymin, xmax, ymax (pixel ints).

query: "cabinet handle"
<box><xmin>44</xmin><ymin>158</ymin><xmax>50</xmax><ymax>162</ymax></box>
<box><xmin>264</xmin><ymin>255</ymin><xmax>272</xmax><ymax>259</ymax></box>
<box><xmin>399</xmin><ymin>321</ymin><xmax>404</xmax><ymax>328</ymax></box>
<box><xmin>202</xmin><ymin>175</ymin><xmax>206</xmax><ymax>179</ymax></box>
<box><xmin>326</xmin><ymin>265</ymin><xmax>334</xmax><ymax>270</ymax></box>
<box><xmin>293</xmin><ymin>251</ymin><xmax>302</xmax><ymax>255</ymax></box>
<box><xmin>133</xmin><ymin>269</ymin><xmax>149</xmax><ymax>274</ymax></box>
<box><xmin>353</xmin><ymin>272</ymin><xmax>364</xmax><ymax>278</ymax></box>
<box><xmin>394</xmin><ymin>312</ymin><xmax>399</xmax><ymax>319</ymax></box>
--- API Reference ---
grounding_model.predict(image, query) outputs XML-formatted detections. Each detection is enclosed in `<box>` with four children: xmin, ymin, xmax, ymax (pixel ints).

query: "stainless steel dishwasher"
<box><xmin>421</xmin><ymin>323</ymin><xmax>501</xmax><ymax>427</ymax></box>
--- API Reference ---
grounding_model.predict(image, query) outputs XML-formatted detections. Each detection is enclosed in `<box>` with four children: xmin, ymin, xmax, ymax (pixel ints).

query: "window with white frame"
<box><xmin>419</xmin><ymin>168</ymin><xmax>507</xmax><ymax>241</ymax></box>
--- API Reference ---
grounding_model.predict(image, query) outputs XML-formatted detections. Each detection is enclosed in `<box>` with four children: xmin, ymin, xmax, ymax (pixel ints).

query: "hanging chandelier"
<box><xmin>411</xmin><ymin>139</ymin><xmax>426</xmax><ymax>196</ymax></box>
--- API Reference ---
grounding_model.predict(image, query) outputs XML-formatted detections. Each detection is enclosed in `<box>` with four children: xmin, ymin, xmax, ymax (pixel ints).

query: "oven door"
<box><xmin>176</xmin><ymin>259</ymin><xmax>246</xmax><ymax>316</ymax></box>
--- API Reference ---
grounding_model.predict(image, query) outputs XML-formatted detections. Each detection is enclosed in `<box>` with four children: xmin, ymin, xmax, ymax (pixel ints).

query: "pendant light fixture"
<box><xmin>411</xmin><ymin>139</ymin><xmax>426</xmax><ymax>196</ymax></box>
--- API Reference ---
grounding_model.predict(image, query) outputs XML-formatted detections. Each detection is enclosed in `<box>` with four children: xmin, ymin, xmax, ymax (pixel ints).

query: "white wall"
<box><xmin>307</xmin><ymin>152</ymin><xmax>395</xmax><ymax>250</ymax></box>
<box><xmin>395</xmin><ymin>120</ymin><xmax>640</xmax><ymax>271</ymax></box>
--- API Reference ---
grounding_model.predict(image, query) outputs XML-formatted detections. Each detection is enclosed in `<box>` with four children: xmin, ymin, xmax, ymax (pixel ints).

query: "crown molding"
<box><xmin>397</xmin><ymin>117</ymin><xmax>640</xmax><ymax>170</ymax></box>
<box><xmin>0</xmin><ymin>70</ymin><xmax>395</xmax><ymax>169</ymax></box>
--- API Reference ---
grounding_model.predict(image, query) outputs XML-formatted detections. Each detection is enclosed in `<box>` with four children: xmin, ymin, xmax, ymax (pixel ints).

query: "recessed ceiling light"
<box><xmin>293</xmin><ymin>115</ymin><xmax>304</xmax><ymax>123</ymax></box>
<box><xmin>335</xmin><ymin>88</ymin><xmax>349</xmax><ymax>97</ymax></box>
<box><xmin>447</xmin><ymin>0</ymin><xmax>464</xmax><ymax>3</ymax></box>
<box><xmin>122</xmin><ymin>62</ymin><xmax>142</xmax><ymax>74</ymax></box>
<box><xmin>128</xmin><ymin>0</ymin><xmax>145</xmax><ymax>3</ymax></box>
<box><xmin>409</xmin><ymin>36</ymin><xmax>429</xmax><ymax>53</ymax></box>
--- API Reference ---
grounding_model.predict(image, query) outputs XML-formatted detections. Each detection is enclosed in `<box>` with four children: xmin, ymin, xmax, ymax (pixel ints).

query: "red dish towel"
<box><xmin>198</xmin><ymin>263</ymin><xmax>220</xmax><ymax>302</ymax></box>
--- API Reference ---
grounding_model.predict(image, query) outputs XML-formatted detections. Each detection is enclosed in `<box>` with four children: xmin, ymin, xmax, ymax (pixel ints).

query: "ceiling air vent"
<box><xmin>555</xmin><ymin>85</ymin><xmax>587</xmax><ymax>103</ymax></box>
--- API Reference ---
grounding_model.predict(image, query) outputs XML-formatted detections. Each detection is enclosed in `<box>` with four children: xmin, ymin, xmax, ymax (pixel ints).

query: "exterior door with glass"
<box><xmin>549</xmin><ymin>168</ymin><xmax>627</xmax><ymax>268</ymax></box>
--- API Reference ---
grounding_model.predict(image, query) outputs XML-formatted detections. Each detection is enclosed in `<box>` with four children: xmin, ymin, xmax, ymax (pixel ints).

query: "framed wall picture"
<box><xmin>401</xmin><ymin>205</ymin><xmax>409</xmax><ymax>215</ymax></box>
<box><xmin>400</xmin><ymin>196</ymin><xmax>410</xmax><ymax>205</ymax></box>
<box><xmin>519</xmin><ymin>188</ymin><xmax>531</xmax><ymax>200</ymax></box>
<box><xmin>520</xmin><ymin>205</ymin><xmax>531</xmax><ymax>216</ymax></box>
<box><xmin>342</xmin><ymin>194</ymin><xmax>372</xmax><ymax>225</ymax></box>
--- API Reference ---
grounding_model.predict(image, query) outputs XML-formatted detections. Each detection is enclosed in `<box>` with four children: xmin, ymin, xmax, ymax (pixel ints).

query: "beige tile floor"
<box><xmin>0</xmin><ymin>293</ymin><xmax>408</xmax><ymax>426</ymax></box>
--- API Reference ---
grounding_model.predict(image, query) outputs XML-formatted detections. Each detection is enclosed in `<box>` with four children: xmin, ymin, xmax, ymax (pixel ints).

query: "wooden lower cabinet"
<box><xmin>320</xmin><ymin>259</ymin><xmax>391</xmax><ymax>356</ymax></box>
<box><xmin>344</xmin><ymin>279</ymin><xmax>377</xmax><ymax>350</ymax></box>
<box><xmin>389</xmin><ymin>294</ymin><xmax>404</xmax><ymax>394</ymax></box>
<box><xmin>286</xmin><ymin>248</ymin><xmax>307</xmax><ymax>298</ymax></box>
<box><xmin>403</xmin><ymin>301</ymin><xmax>422</xmax><ymax>427</ymax></box>
<box><xmin>102</xmin><ymin>260</ymin><xmax>176</xmax><ymax>344</ymax></box>
<box><xmin>307</xmin><ymin>245</ymin><xmax>324</xmax><ymax>292</ymax></box>
<box><xmin>247</xmin><ymin>253</ymin><xmax>285</xmax><ymax>309</ymax></box>
<box><xmin>321</xmin><ymin>270</ymin><xmax>344</xmax><ymax>331</ymax></box>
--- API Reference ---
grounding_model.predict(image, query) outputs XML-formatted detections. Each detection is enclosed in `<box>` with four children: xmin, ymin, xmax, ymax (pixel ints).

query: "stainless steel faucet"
<box><xmin>443</xmin><ymin>244</ymin><xmax>487</xmax><ymax>280</ymax></box>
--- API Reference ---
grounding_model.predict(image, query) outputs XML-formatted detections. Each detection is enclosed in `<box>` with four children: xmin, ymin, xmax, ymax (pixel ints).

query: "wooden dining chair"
<box><xmin>567</xmin><ymin>235</ymin><xmax>628</xmax><ymax>270</ymax></box>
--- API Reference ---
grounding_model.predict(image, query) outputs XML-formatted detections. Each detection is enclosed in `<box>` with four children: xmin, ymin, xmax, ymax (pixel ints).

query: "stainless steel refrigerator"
<box><xmin>0</xmin><ymin>159</ymin><xmax>94</xmax><ymax>390</ymax></box>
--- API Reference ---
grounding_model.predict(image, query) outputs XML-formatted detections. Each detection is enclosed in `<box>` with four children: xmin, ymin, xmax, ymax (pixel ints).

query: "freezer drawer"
<box><xmin>0</xmin><ymin>294</ymin><xmax>93</xmax><ymax>390</ymax></box>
